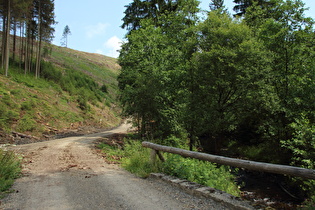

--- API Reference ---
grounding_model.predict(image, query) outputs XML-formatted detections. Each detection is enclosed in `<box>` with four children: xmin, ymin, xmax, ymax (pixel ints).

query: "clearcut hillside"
<box><xmin>0</xmin><ymin>43</ymin><xmax>122</xmax><ymax>143</ymax></box>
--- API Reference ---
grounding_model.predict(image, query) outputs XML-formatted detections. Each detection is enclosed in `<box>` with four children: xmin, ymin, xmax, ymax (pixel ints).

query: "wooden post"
<box><xmin>150</xmin><ymin>149</ymin><xmax>165</xmax><ymax>164</ymax></box>
<box><xmin>156</xmin><ymin>150</ymin><xmax>165</xmax><ymax>162</ymax></box>
<box><xmin>142</xmin><ymin>141</ymin><xmax>315</xmax><ymax>180</ymax></box>
<box><xmin>150</xmin><ymin>149</ymin><xmax>157</xmax><ymax>164</ymax></box>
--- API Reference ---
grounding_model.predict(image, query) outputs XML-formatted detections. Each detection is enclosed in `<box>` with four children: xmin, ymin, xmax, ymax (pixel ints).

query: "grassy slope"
<box><xmin>0</xmin><ymin>44</ymin><xmax>121</xmax><ymax>141</ymax></box>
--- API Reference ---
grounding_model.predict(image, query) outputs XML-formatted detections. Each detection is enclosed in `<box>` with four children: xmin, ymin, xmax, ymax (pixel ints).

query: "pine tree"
<box><xmin>61</xmin><ymin>25</ymin><xmax>71</xmax><ymax>48</ymax></box>
<box><xmin>34</xmin><ymin>0</ymin><xmax>55</xmax><ymax>78</ymax></box>
<box><xmin>121</xmin><ymin>0</ymin><xmax>187</xmax><ymax>33</ymax></box>
<box><xmin>233</xmin><ymin>0</ymin><xmax>271</xmax><ymax>16</ymax></box>
<box><xmin>210</xmin><ymin>0</ymin><xmax>225</xmax><ymax>11</ymax></box>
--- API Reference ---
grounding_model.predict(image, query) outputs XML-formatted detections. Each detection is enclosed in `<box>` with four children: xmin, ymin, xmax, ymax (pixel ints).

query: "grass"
<box><xmin>0</xmin><ymin>42</ymin><xmax>122</xmax><ymax>137</ymax></box>
<box><xmin>0</xmin><ymin>149</ymin><xmax>21</xmax><ymax>197</ymax></box>
<box><xmin>98</xmin><ymin>138</ymin><xmax>241</xmax><ymax>197</ymax></box>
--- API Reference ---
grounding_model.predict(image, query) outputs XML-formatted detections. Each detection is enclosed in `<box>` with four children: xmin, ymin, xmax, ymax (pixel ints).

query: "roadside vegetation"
<box><xmin>98</xmin><ymin>136</ymin><xmax>241</xmax><ymax>197</ymax></box>
<box><xmin>0</xmin><ymin>149</ymin><xmax>21</xmax><ymax>197</ymax></box>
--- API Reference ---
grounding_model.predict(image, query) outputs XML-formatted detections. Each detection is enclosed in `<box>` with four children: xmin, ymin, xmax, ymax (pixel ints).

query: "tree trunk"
<box><xmin>36</xmin><ymin>39</ymin><xmax>42</xmax><ymax>78</ymax></box>
<box><xmin>4</xmin><ymin>0</ymin><xmax>11</xmax><ymax>77</ymax></box>
<box><xmin>1</xmin><ymin>15</ymin><xmax>6</xmax><ymax>69</ymax></box>
<box><xmin>35</xmin><ymin>1</ymin><xmax>41</xmax><ymax>79</ymax></box>
<box><xmin>13</xmin><ymin>19</ymin><xmax>17</xmax><ymax>62</ymax></box>
<box><xmin>24</xmin><ymin>26</ymin><xmax>31</xmax><ymax>74</ymax></box>
<box><xmin>19</xmin><ymin>22</ymin><xmax>24</xmax><ymax>69</ymax></box>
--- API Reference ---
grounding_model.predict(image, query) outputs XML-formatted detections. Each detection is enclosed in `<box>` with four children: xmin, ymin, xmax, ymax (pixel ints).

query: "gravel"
<box><xmin>0</xmin><ymin>123</ymin><xmax>240</xmax><ymax>210</ymax></box>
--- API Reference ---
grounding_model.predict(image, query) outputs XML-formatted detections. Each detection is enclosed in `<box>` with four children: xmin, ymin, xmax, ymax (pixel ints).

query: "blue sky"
<box><xmin>52</xmin><ymin>0</ymin><xmax>315</xmax><ymax>58</ymax></box>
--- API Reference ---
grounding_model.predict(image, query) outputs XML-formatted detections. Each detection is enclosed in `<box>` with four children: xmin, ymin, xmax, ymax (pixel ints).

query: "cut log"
<box><xmin>12</xmin><ymin>131</ymin><xmax>39</xmax><ymax>140</ymax></box>
<box><xmin>142</xmin><ymin>141</ymin><xmax>315</xmax><ymax>180</ymax></box>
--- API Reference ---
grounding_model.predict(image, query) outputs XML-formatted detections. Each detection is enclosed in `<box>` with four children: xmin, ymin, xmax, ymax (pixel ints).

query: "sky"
<box><xmin>52</xmin><ymin>0</ymin><xmax>315</xmax><ymax>58</ymax></box>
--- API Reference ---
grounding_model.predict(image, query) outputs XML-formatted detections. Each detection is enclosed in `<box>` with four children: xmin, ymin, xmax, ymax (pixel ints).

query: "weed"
<box><xmin>98</xmin><ymin>143</ymin><xmax>124</xmax><ymax>163</ymax></box>
<box><xmin>0</xmin><ymin>150</ymin><xmax>21</xmax><ymax>195</ymax></box>
<box><xmin>121</xmin><ymin>140</ymin><xmax>161</xmax><ymax>178</ymax></box>
<box><xmin>0</xmin><ymin>107</ymin><xmax>19</xmax><ymax>132</ymax></box>
<box><xmin>99</xmin><ymin>138</ymin><xmax>241</xmax><ymax>196</ymax></box>
<box><xmin>21</xmin><ymin>99</ymin><xmax>36</xmax><ymax>111</ymax></box>
<box><xmin>16</xmin><ymin>114</ymin><xmax>37</xmax><ymax>132</ymax></box>
<box><xmin>161</xmin><ymin>153</ymin><xmax>240</xmax><ymax>196</ymax></box>
<box><xmin>10</xmin><ymin>89</ymin><xmax>22</xmax><ymax>96</ymax></box>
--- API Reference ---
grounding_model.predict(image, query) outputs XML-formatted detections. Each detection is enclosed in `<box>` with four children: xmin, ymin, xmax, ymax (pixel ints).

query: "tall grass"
<box><xmin>99</xmin><ymin>139</ymin><xmax>241</xmax><ymax>196</ymax></box>
<box><xmin>0</xmin><ymin>149</ymin><xmax>21</xmax><ymax>195</ymax></box>
<box><xmin>121</xmin><ymin>141</ymin><xmax>160</xmax><ymax>177</ymax></box>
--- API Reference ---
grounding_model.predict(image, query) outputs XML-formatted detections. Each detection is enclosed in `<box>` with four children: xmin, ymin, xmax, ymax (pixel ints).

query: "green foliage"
<box><xmin>118</xmin><ymin>0</ymin><xmax>315</xmax><ymax>201</ymax></box>
<box><xmin>21</xmin><ymin>99</ymin><xmax>36</xmax><ymax>111</ymax></box>
<box><xmin>119</xmin><ymin>11</ymin><xmax>197</xmax><ymax>140</ymax></box>
<box><xmin>100</xmin><ymin>84</ymin><xmax>108</xmax><ymax>93</ymax></box>
<box><xmin>0</xmin><ymin>107</ymin><xmax>19</xmax><ymax>132</ymax></box>
<box><xmin>41</xmin><ymin>61</ymin><xmax>62</xmax><ymax>82</ymax></box>
<box><xmin>121</xmin><ymin>140</ymin><xmax>159</xmax><ymax>178</ymax></box>
<box><xmin>161</xmin><ymin>154</ymin><xmax>240</xmax><ymax>196</ymax></box>
<box><xmin>59</xmin><ymin>68</ymin><xmax>104</xmax><ymax>107</ymax></box>
<box><xmin>100</xmin><ymin>139</ymin><xmax>240</xmax><ymax>196</ymax></box>
<box><xmin>283</xmin><ymin>115</ymin><xmax>315</xmax><ymax>169</ymax></box>
<box><xmin>16</xmin><ymin>114</ymin><xmax>37</xmax><ymax>132</ymax></box>
<box><xmin>281</xmin><ymin>114</ymin><xmax>315</xmax><ymax>203</ymax></box>
<box><xmin>189</xmin><ymin>10</ymin><xmax>276</xmax><ymax>154</ymax></box>
<box><xmin>98</xmin><ymin>143</ymin><xmax>124</xmax><ymax>163</ymax></box>
<box><xmin>77</xmin><ymin>96</ymin><xmax>90</xmax><ymax>112</ymax></box>
<box><xmin>0</xmin><ymin>150</ymin><xmax>21</xmax><ymax>193</ymax></box>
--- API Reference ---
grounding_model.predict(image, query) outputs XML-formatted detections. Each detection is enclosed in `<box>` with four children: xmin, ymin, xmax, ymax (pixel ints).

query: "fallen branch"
<box><xmin>12</xmin><ymin>131</ymin><xmax>39</xmax><ymax>140</ymax></box>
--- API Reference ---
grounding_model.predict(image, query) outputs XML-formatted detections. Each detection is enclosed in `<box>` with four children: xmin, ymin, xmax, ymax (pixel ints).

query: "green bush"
<box><xmin>0</xmin><ymin>107</ymin><xmax>19</xmax><ymax>132</ymax></box>
<box><xmin>1</xmin><ymin>94</ymin><xmax>14</xmax><ymax>107</ymax></box>
<box><xmin>161</xmin><ymin>154</ymin><xmax>240</xmax><ymax>197</ymax></box>
<box><xmin>16</xmin><ymin>114</ymin><xmax>37</xmax><ymax>132</ymax></box>
<box><xmin>41</xmin><ymin>61</ymin><xmax>62</xmax><ymax>82</ymax></box>
<box><xmin>77</xmin><ymin>96</ymin><xmax>90</xmax><ymax>112</ymax></box>
<box><xmin>98</xmin><ymin>143</ymin><xmax>124</xmax><ymax>163</ymax></box>
<box><xmin>121</xmin><ymin>140</ymin><xmax>160</xmax><ymax>178</ymax></box>
<box><xmin>0</xmin><ymin>150</ymin><xmax>21</xmax><ymax>193</ymax></box>
<box><xmin>100</xmin><ymin>139</ymin><xmax>240</xmax><ymax>196</ymax></box>
<box><xmin>21</xmin><ymin>99</ymin><xmax>36</xmax><ymax>111</ymax></box>
<box><xmin>101</xmin><ymin>84</ymin><xmax>108</xmax><ymax>93</ymax></box>
<box><xmin>281</xmin><ymin>114</ymin><xmax>315</xmax><ymax>206</ymax></box>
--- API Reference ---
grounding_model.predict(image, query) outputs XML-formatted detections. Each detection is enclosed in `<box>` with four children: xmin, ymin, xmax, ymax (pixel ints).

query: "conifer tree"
<box><xmin>34</xmin><ymin>0</ymin><xmax>55</xmax><ymax>78</ymax></box>
<box><xmin>121</xmin><ymin>0</ymin><xmax>186</xmax><ymax>33</ymax></box>
<box><xmin>61</xmin><ymin>25</ymin><xmax>71</xmax><ymax>48</ymax></box>
<box><xmin>210</xmin><ymin>0</ymin><xmax>225</xmax><ymax>11</ymax></box>
<box><xmin>233</xmin><ymin>0</ymin><xmax>271</xmax><ymax>16</ymax></box>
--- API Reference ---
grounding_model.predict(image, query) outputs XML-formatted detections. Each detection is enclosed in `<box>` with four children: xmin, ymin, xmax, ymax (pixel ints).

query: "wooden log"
<box><xmin>150</xmin><ymin>149</ymin><xmax>157</xmax><ymax>164</ymax></box>
<box><xmin>142</xmin><ymin>141</ymin><xmax>315</xmax><ymax>180</ymax></box>
<box><xmin>12</xmin><ymin>131</ymin><xmax>39</xmax><ymax>140</ymax></box>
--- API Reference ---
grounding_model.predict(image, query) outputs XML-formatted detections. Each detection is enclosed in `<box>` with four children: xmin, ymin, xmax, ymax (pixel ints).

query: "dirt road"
<box><xmin>1</xmin><ymin>122</ymin><xmax>228</xmax><ymax>210</ymax></box>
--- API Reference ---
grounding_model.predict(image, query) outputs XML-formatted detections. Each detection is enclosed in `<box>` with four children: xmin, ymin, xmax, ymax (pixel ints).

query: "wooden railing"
<box><xmin>142</xmin><ymin>141</ymin><xmax>315</xmax><ymax>180</ymax></box>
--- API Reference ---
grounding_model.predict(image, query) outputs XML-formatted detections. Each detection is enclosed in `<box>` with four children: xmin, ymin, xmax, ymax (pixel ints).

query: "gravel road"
<box><xmin>1</xmin><ymin>122</ymin><xmax>228</xmax><ymax>210</ymax></box>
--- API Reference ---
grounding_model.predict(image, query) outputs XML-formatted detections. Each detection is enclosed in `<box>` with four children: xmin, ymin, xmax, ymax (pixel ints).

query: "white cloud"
<box><xmin>85</xmin><ymin>23</ymin><xmax>108</xmax><ymax>38</ymax></box>
<box><xmin>104</xmin><ymin>36</ymin><xmax>122</xmax><ymax>58</ymax></box>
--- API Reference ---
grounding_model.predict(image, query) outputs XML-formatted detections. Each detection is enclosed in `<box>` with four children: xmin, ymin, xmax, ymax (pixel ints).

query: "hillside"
<box><xmin>0</xmin><ymin>44</ymin><xmax>122</xmax><ymax>144</ymax></box>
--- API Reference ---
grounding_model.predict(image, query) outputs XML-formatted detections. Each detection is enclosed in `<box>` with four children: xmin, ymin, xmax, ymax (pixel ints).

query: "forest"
<box><xmin>118</xmin><ymin>0</ymin><xmax>315</xmax><ymax>203</ymax></box>
<box><xmin>0</xmin><ymin>0</ymin><xmax>314</xmax><ymax>205</ymax></box>
<box><xmin>0</xmin><ymin>0</ymin><xmax>55</xmax><ymax>78</ymax></box>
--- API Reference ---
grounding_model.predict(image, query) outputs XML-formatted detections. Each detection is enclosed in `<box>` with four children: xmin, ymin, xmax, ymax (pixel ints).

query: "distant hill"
<box><xmin>0</xmin><ymin>43</ymin><xmax>122</xmax><ymax>144</ymax></box>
